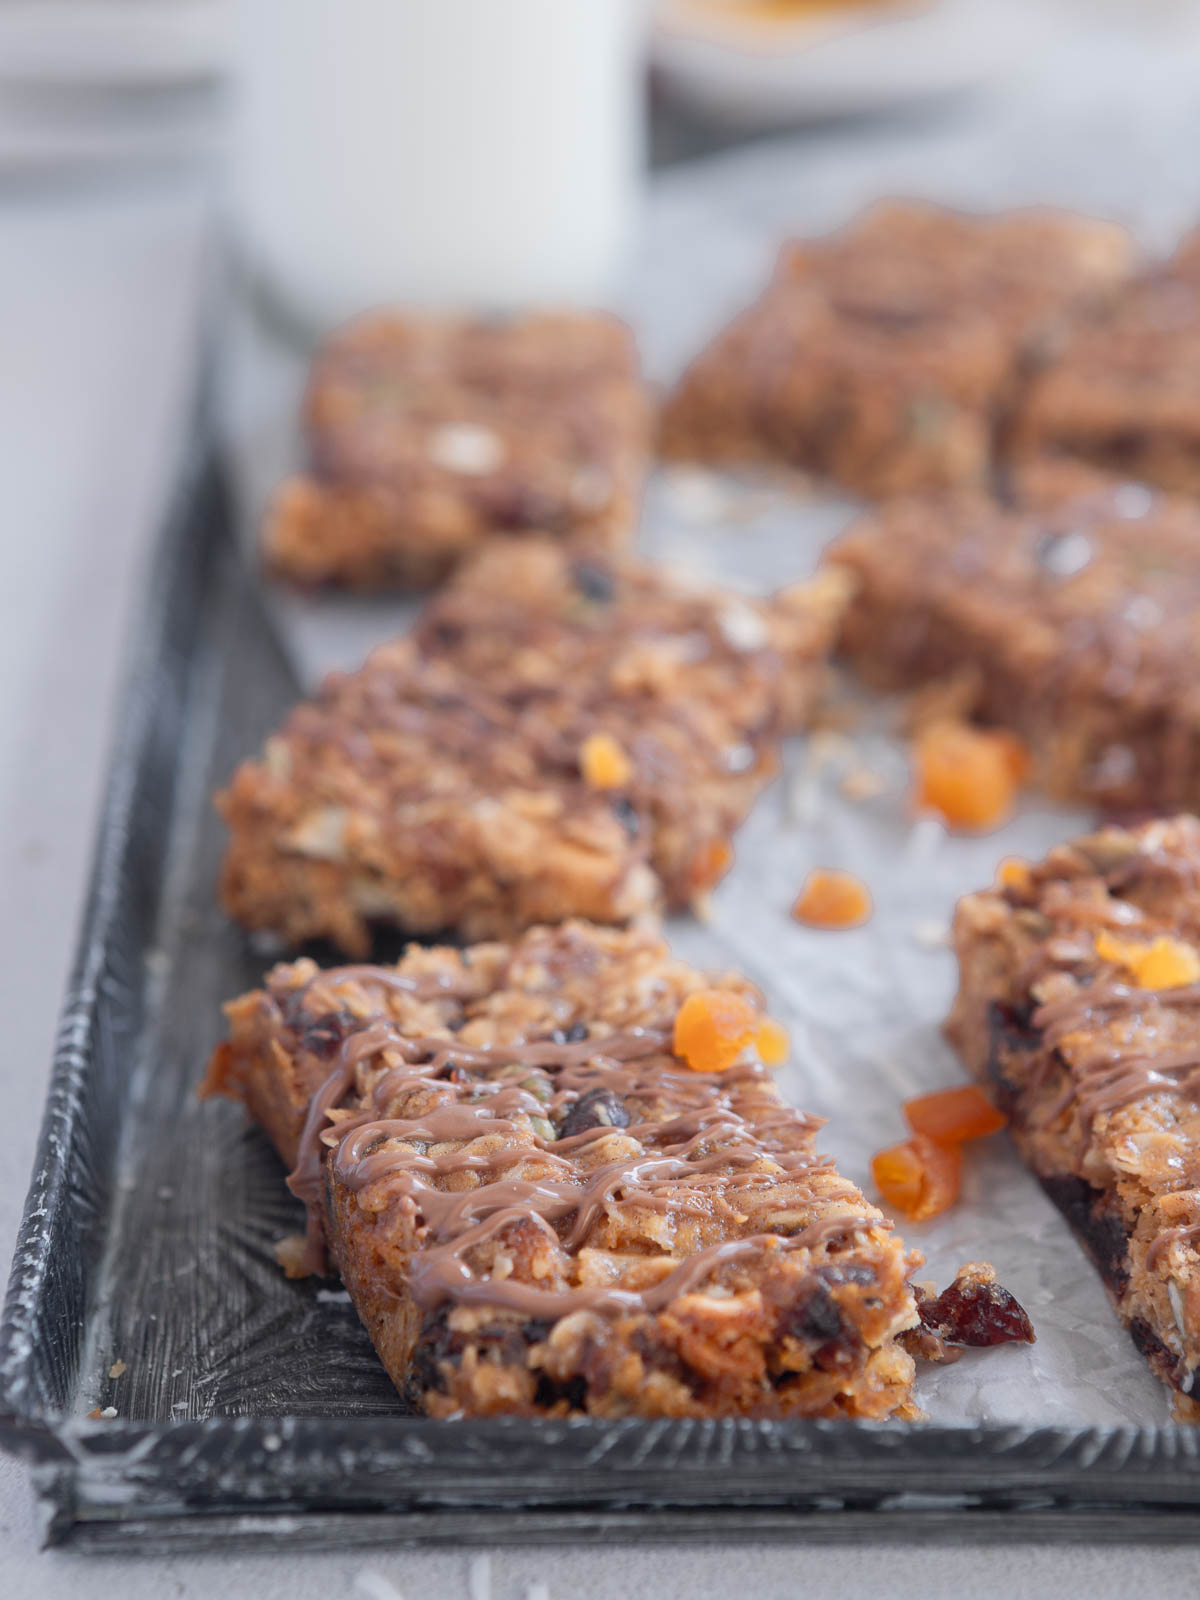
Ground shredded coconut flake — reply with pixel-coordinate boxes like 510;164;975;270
428;421;505;475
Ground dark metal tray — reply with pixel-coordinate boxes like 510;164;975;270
4;394;1200;1552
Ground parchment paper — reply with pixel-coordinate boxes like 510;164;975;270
220;41;1200;1423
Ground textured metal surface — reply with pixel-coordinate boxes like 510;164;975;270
0;423;1197;1550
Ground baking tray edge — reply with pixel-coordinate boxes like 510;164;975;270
3;379;1200;1548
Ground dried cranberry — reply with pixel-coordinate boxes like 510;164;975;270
483;481;564;530
571;561;615;604
611;796;641;838
297;1008;358;1060
558;1088;630;1139
421;617;464;653
918;1273;1035;1347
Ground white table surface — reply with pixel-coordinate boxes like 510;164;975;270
7;25;1200;1594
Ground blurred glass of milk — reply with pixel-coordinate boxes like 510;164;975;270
230;0;647;330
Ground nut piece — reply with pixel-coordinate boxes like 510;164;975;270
428;422;506;476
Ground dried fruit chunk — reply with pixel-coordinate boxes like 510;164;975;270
688;837;734;893
871;1134;962;1222
914;720;1028;832
579;731;633;790
916;1263;1035;1347
755;1018;790;1067
904;1085;1007;1144
997;856;1032;894
1094;929;1200;989
792;868;873;930
673;988;760;1073
558;1088;630;1140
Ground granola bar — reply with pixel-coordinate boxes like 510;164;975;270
1015;231;1200;495
827;463;1200;812
947;817;1200;1416
263;311;650;590
660;200;1134;499
218;539;850;954
204;920;922;1419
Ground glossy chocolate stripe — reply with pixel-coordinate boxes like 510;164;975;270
280;973;864;1313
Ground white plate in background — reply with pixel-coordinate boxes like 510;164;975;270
652;0;1067;124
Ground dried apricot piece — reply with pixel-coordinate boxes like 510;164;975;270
688;837;734;892
792;868;873;930
674;988;759;1073
1094;930;1200;989
994;730;1032;785
755;1017;789;1067
871;1135;962;1222
904;1085;1007;1144
997;856;1032;895
871;1139;924;1212
914;720;1026;832
580;731;633;790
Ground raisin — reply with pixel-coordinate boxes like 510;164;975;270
522;1319;556;1345
918;1273;1035;1347
412;1310;537;1399
558;1088;630;1139
297;1008;359;1060
533;1373;588;1411
550;1022;590;1044
785;1286;846;1345
483;481;563;530
611;796;640;838
410;1309;458;1395
421;617;464;652
571;561;615;604
1107;430;1146;465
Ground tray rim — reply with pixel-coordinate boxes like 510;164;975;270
5;393;1200;1550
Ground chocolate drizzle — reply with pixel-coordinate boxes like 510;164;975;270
1029;983;1200;1127
1147;1220;1200;1272
280;981;869;1314
1005;832;1200;1136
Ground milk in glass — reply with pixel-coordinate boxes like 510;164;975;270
230;0;645;328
